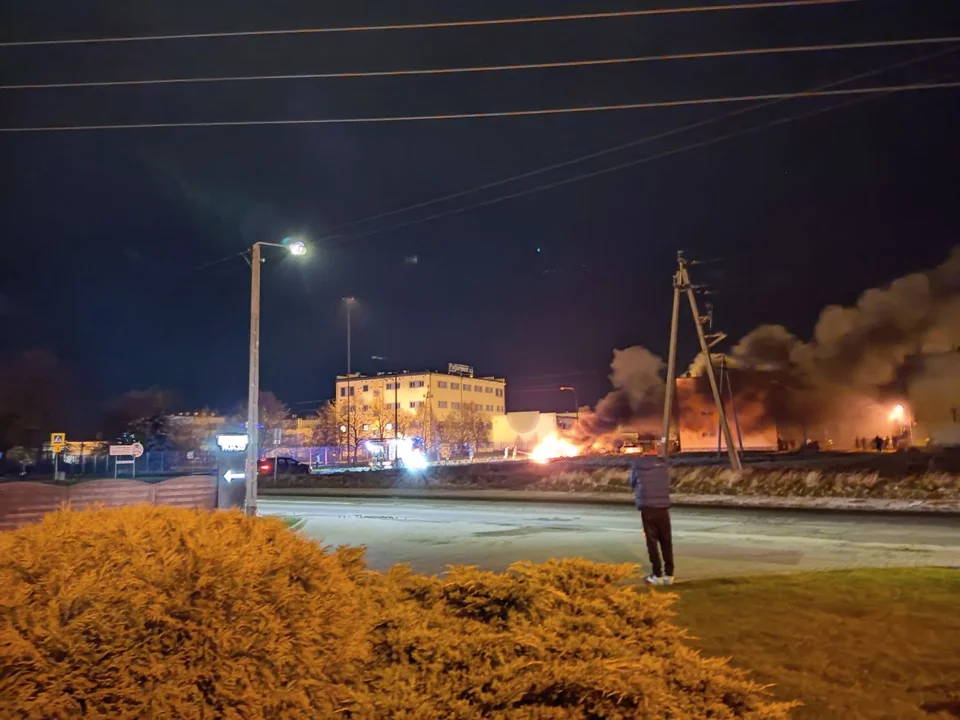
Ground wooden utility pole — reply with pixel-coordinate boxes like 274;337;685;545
660;252;742;471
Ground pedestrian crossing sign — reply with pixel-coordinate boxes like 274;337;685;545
51;433;65;452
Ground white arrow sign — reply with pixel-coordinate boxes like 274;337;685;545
223;470;246;483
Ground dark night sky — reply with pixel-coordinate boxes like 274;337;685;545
2;1;959;430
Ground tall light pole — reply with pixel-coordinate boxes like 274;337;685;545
343;297;357;463
559;386;579;420
245;238;306;516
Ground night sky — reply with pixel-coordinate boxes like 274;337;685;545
2;1;959;431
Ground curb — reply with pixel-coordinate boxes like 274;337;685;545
259;486;960;515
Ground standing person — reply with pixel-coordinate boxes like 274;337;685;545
629;456;674;586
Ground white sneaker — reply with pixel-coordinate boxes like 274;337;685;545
662;576;675;585
645;575;663;586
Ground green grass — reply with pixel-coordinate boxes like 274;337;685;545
672;568;960;719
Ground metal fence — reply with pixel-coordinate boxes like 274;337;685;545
19;450;218;479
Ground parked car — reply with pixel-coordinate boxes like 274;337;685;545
258;457;310;476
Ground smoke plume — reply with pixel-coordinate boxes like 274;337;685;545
578;247;960;445
575;346;664;439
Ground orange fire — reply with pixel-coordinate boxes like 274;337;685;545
530;432;582;463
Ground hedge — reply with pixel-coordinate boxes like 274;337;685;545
1;506;797;718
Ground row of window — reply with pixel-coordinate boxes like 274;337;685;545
434;381;503;396
343;381;504;396
351;401;505;413
436;401;503;412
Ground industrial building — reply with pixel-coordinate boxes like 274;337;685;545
334;363;506;422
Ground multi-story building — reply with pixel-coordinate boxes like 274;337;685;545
334;363;506;423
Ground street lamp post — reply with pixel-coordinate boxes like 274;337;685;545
559;386;579;421
343;297;356;463
245;238;306;516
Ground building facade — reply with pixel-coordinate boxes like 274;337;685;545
334;365;506;424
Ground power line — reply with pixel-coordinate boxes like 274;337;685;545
3;81;956;133
0;1;858;47
5;36;953;91
320;45;960;235
324;76;959;243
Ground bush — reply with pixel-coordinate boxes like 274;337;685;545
1;507;797;719
0;506;370;717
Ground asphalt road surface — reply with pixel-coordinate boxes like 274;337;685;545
259;497;960;578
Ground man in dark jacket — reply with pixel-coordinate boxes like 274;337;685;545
629;456;674;585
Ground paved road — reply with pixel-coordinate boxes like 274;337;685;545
259;497;960;578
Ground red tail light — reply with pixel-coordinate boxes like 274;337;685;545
260;463;271;471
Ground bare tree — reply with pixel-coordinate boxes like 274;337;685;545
443;402;491;452
0;350;69;455
311;402;342;447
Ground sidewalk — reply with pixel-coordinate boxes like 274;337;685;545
260;486;960;514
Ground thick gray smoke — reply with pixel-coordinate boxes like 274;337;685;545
577;247;960;443
727;246;960;437
575;346;664;439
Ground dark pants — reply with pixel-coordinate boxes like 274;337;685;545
640;507;674;577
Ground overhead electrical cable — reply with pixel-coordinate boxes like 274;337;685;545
318;45;960;234
5;82;953;133
4;36;954;90
0;1;859;47
322;79;959;243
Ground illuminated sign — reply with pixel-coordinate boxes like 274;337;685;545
216;434;250;452
447;363;474;376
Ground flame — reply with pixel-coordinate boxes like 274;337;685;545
530;432;582;463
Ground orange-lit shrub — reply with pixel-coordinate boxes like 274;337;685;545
0;507;796;719
0;506;370;718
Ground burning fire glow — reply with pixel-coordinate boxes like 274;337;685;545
530;432;582;464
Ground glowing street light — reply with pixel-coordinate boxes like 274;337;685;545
245;236;308;516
